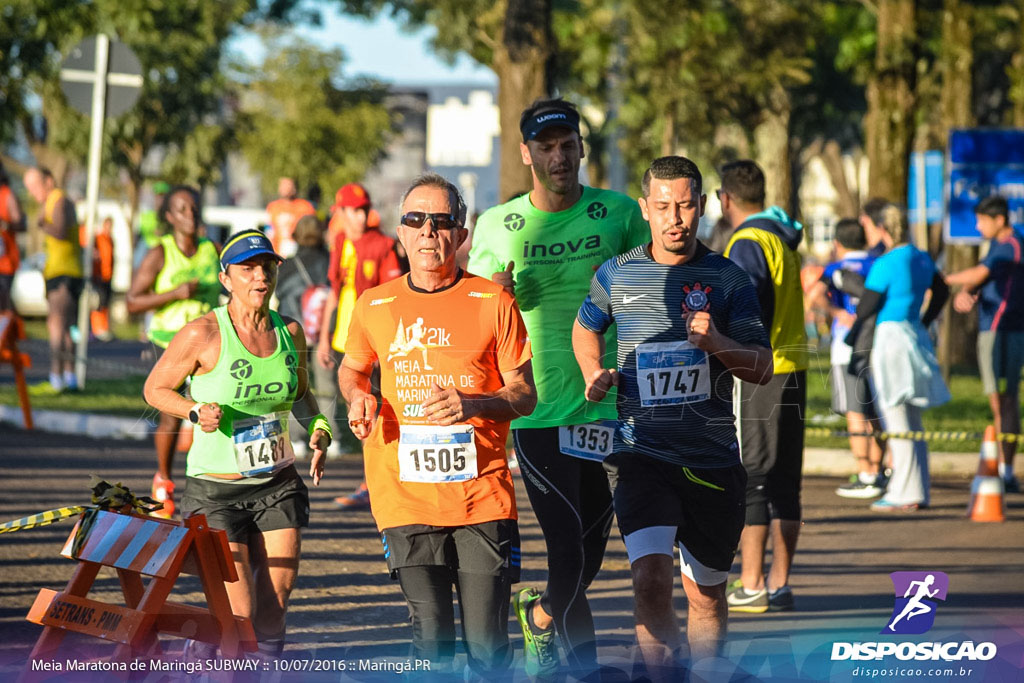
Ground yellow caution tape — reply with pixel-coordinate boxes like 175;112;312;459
805;428;1023;442
0;477;163;538
0;506;86;535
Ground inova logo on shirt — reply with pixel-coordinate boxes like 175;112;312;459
522;235;601;259
229;356;297;401
504;213;526;232
586;202;608;220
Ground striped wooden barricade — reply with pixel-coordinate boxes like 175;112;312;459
23;508;256;677
0;311;32;429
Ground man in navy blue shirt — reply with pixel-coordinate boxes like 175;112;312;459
947;195;1024;493
573;156;772;678
808;218;885;498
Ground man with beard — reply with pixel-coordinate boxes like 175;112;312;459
573;155;771;680
468;98;649;679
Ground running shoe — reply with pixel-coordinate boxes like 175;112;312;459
726;584;769;613
768;586;794;612
28;381;63;396
333;482;370;510
512;587;559;678
1004;475;1020;494
835;476;884;499
151;473;175;519
870;498;923;512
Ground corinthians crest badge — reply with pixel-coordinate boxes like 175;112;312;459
682;283;712;314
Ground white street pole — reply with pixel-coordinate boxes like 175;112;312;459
75;34;109;389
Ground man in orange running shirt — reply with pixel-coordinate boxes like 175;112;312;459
267;177;315;259
341;174;536;676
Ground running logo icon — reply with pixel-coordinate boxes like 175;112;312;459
884;571;949;635
388;316;433;370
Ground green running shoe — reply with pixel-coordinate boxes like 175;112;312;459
513;587;559;678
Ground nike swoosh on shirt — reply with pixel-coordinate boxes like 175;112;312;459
623;294;647;304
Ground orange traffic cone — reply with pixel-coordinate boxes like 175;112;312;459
968;425;1005;522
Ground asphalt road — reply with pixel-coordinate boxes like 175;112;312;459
0;426;1021;682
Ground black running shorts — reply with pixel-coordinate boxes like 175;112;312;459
381;519;520;582
180;465;309;543
604;452;746;579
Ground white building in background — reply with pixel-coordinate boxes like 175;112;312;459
208;84;503;236
799;153;871;262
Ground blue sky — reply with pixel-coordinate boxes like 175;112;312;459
230;6;497;86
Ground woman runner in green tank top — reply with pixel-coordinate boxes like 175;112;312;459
143;229;331;661
127;186;221;519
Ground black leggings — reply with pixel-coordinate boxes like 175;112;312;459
396;566;512;678
513;427;614;674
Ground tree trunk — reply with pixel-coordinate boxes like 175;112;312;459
28;143;70;188
938;0;978;372
660;110;675;157
494;0;552;202
865;0;916;204
754;84;792;212
1010;0;1024;126
940;1;972;134
821;140;859;218
582;120;608;190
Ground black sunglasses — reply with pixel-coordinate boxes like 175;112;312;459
401;211;462;230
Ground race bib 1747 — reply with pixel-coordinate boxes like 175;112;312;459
398;424;478;483
635;341;711;407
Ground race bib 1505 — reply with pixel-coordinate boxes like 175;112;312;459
398;424;478;483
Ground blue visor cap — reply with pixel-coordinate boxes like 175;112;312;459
220;230;284;269
521;107;581;142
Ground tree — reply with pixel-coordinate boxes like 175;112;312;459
0;0;93;182
609;0;813;205
335;0;554;201
494;0;554;198
1003;0;1024;126
865;0;917;204
233;35;393;198
161;121;236;191
1;0;302;223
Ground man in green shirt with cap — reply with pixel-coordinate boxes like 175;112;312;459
468;97;648;679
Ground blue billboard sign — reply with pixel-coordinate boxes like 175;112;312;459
908;151;944;224
946;129;1024;243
